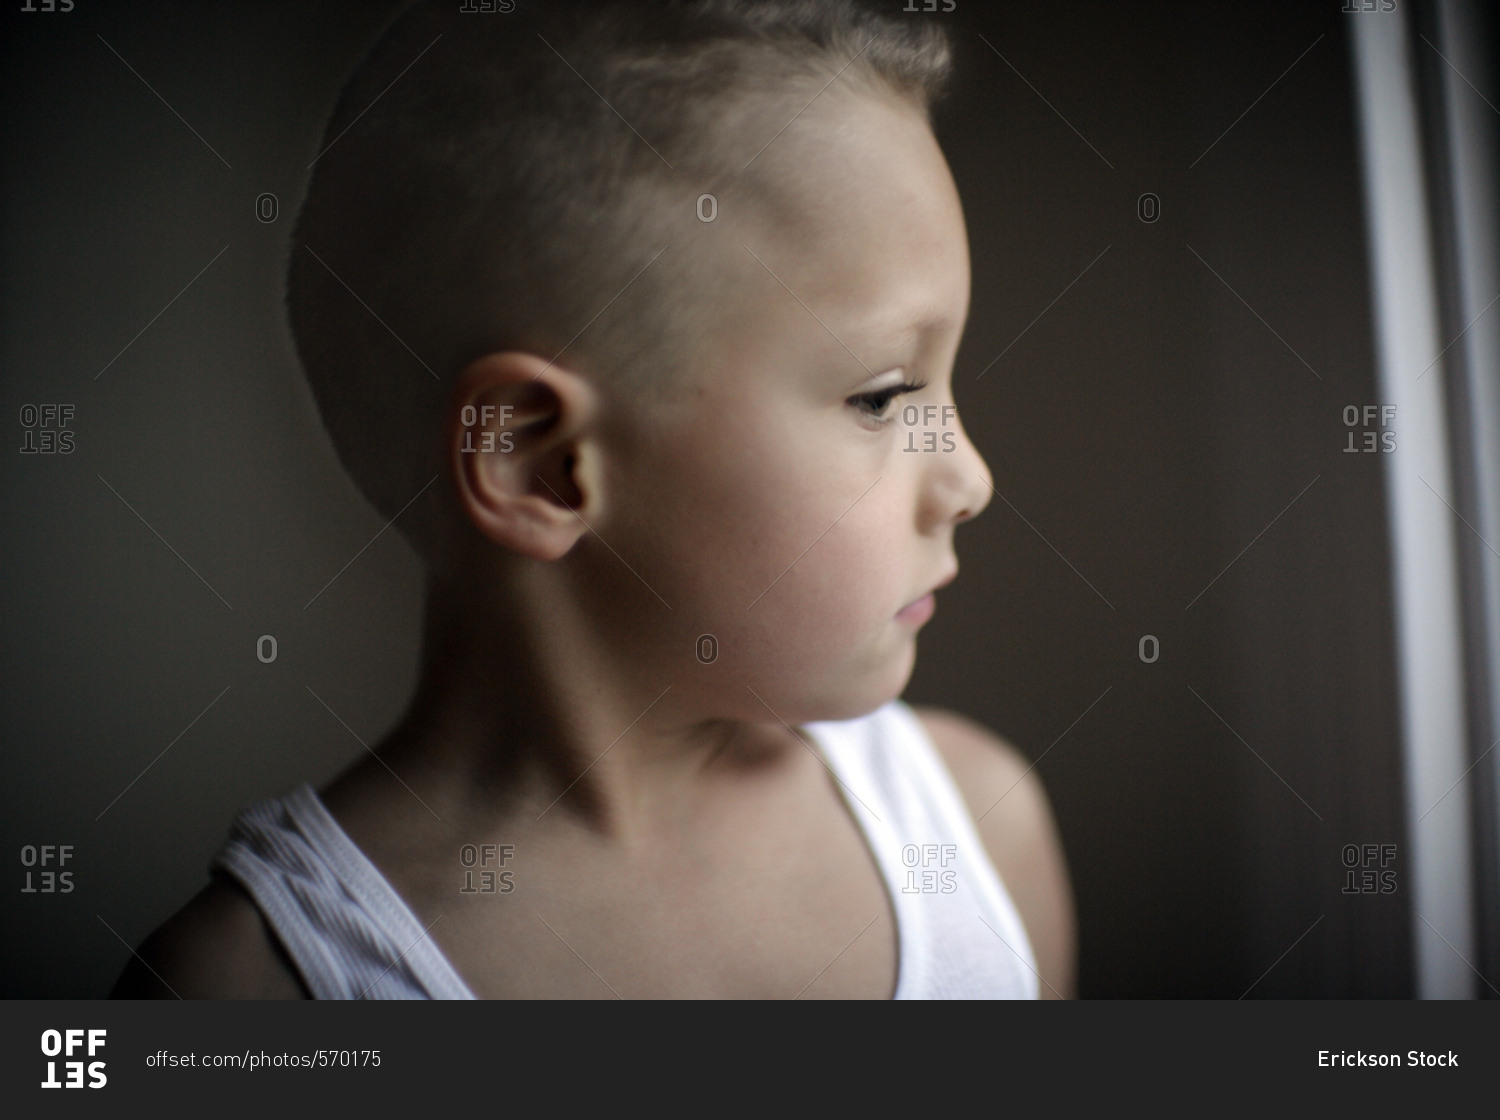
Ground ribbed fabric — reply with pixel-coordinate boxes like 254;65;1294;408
214;787;474;1000
213;699;1038;999
802;700;1039;999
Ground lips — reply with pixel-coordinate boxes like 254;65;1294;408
896;567;957;625
895;593;935;625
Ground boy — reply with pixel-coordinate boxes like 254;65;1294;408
114;0;1074;999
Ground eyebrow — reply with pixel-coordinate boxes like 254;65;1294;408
841;312;958;387
867;312;955;345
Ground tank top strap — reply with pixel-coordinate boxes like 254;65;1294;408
802;700;1040;999
212;785;476;1000
214;701;1037;1000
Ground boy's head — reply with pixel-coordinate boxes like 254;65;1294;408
289;0;991;720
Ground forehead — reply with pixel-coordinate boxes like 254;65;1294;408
713;88;970;358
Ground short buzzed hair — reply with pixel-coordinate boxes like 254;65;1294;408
286;0;953;560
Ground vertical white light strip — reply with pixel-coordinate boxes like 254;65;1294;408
1350;12;1475;998
1439;0;1500;936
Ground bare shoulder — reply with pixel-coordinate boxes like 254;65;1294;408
912;705;1078;999
110;877;309;1000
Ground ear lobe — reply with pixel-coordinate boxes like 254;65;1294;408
449;352;600;561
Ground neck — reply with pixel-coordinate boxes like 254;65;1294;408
361;564;791;839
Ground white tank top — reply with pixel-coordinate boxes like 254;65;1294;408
213;700;1040;999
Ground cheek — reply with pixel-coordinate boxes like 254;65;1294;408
741;504;916;714
742;499;899;640
630;429;915;711
603;398;918;719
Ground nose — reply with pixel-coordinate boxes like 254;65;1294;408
917;407;992;532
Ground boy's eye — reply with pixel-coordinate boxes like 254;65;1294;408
848;380;928;421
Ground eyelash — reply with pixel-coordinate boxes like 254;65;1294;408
848;379;929;423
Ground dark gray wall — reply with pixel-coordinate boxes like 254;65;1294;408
2;0;1410;998
910;0;1408;997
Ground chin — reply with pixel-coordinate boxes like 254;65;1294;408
787;641;918;725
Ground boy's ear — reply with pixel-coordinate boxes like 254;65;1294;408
448;352;602;561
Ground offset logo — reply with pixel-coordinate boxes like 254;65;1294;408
20;844;74;893
458;844;515;895
40;1029;106;1089
18;404;75;455
901;843;958;894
